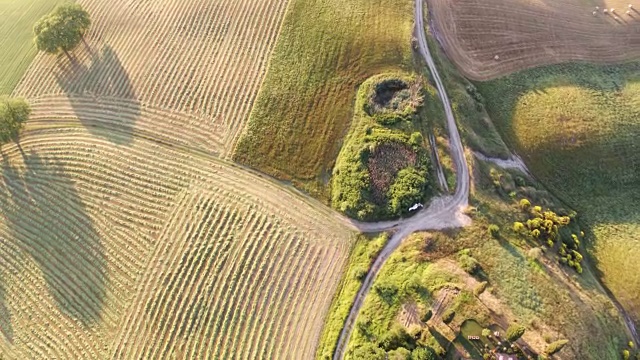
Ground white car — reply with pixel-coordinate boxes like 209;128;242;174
408;203;424;212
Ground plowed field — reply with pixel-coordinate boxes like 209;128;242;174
428;0;640;79
0;0;358;358
0;127;353;359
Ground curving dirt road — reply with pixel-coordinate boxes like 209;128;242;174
332;0;471;357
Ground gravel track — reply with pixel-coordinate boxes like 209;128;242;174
332;0;471;357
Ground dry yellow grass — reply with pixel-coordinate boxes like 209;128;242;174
0;127;354;359
14;0;290;156
0;0;359;358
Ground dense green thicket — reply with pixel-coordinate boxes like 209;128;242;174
331;73;433;220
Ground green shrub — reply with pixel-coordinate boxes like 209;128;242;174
474;281;488;295
374;283;399;304
488;224;500;238
387;167;427;216
459;253;480;274
519;198;531;211
513;221;525;233
545;339;568;355
352;343;386;360
387;347;411;360
411;347;437;360
421;309;433;323
442;309;455;324
623;349;630;360
379;326;415;351
505;324;526;342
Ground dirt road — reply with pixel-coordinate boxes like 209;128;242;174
332;0;471;357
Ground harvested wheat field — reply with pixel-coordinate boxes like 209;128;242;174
0;127;354;359
14;0;290;156
428;0;640;79
0;0;361;358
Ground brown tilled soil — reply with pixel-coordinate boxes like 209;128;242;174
428;0;640;80
367;142;417;203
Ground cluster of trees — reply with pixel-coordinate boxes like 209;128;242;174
0;97;30;146
332;132;430;221
387;167;427;215
0;5;91;153
352;325;440;360
513;199;584;273
34;4;91;60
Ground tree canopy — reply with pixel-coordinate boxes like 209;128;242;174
0;97;31;145
34;3;91;58
505;324;526;342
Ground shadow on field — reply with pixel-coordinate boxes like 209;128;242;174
55;44;139;145
475;62;640;327
0;151;107;326
0;281;13;343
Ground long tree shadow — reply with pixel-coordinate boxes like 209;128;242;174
55;44;139;145
0;151;106;325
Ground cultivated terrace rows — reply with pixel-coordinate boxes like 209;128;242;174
13;0;290;156
0;127;354;359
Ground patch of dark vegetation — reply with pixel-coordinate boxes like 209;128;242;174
331;73;434;221
367;142;417;204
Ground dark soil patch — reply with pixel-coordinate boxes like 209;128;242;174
367;142;417;204
373;79;409;108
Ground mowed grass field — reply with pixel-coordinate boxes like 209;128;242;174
234;0;415;195
429;0;640;79
477;63;640;329
0;0;63;94
0;128;354;359
14;0;290;156
0;0;360;358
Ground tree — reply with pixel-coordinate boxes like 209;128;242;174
544;339;568;355
352;343;386;360
411;346;437;360
421;309;433;323
387;167;427;216
505;324;526;342
34;3;91;60
0;97;31;145
387;347;412;360
488;224;500;238
482;328;492;338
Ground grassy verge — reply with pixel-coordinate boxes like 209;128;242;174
419;13;510;159
476;62;640;328
234;0;414;198
0;0;63;94
316;233;389;360
330;73;436;220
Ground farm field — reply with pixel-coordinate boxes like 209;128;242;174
477;62;640;332
0;0;63;94
0;127;355;359
0;0;363;358
234;0;415;195
14;0;290;156
428;0;640;80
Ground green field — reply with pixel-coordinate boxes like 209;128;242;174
234;0;414;197
0;0;63;94
477;63;640;329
